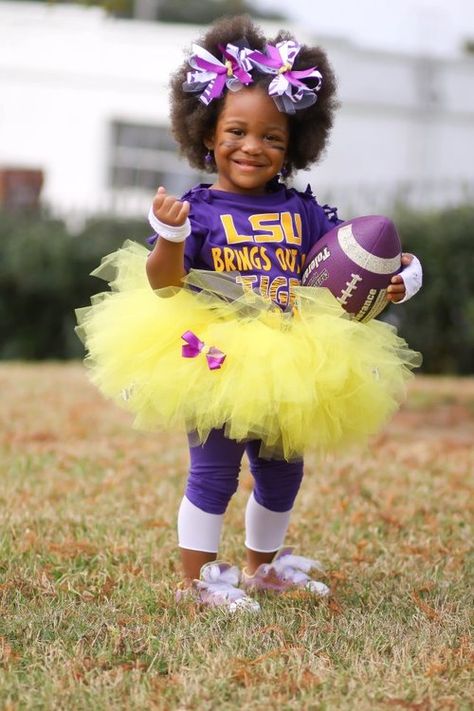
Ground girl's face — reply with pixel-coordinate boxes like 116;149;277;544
206;86;289;195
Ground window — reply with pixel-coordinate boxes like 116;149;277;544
109;121;205;196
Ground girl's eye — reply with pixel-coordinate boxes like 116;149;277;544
228;128;244;136
265;135;283;143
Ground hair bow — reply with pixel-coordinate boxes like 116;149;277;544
181;331;226;370
183;43;253;106
249;40;322;114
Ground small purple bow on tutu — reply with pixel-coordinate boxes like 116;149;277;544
249;41;322;114
181;330;226;370
183;43;254;106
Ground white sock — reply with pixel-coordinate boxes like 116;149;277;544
177;496;224;553
244;492;292;553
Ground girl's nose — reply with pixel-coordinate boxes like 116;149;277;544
241;135;262;154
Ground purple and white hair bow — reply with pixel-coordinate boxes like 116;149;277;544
249;41;322;114
183;43;253;106
181;330;226;370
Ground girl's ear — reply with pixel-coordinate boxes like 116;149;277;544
204;135;215;150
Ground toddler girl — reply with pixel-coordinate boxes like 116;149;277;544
77;15;422;612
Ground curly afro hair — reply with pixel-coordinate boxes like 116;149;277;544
169;15;338;178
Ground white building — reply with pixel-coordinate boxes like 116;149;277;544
1;1;473;219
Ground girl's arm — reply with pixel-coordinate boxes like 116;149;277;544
146;187;190;289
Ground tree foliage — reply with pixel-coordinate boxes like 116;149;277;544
0;211;149;359
157;0;284;24
391;204;474;374
15;0;285;22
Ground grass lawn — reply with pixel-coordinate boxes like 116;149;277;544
0;363;473;710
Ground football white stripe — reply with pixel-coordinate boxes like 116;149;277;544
337;224;400;275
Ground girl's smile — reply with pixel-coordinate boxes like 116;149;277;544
206;86;289;195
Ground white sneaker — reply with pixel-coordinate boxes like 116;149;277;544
241;548;330;597
176;562;261;613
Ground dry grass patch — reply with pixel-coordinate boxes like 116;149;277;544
0;363;472;710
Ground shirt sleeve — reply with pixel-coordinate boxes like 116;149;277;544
320;202;344;233
301;185;343;252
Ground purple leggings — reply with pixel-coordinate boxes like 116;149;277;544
185;428;304;515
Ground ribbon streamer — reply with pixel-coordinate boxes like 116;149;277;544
181;330;226;370
183;43;254;106
249;40;322;114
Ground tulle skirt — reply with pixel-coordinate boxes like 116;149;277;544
75;241;421;459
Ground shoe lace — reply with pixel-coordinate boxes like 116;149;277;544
198;563;246;602
269;552;324;585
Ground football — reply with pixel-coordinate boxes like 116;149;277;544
301;215;402;321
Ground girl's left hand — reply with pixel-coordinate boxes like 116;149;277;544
387;253;413;303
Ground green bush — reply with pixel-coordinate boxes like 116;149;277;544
392;205;474;374
1;205;473;372
0;211;150;359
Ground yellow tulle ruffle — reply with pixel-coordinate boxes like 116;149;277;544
75;240;421;459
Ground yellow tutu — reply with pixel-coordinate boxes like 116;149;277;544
76;240;421;459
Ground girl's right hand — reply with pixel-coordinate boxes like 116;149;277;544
152;186;190;227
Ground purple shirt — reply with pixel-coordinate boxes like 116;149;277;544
150;182;340;308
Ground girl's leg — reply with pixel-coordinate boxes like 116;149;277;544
244;443;304;574
177;496;224;580
178;428;246;581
